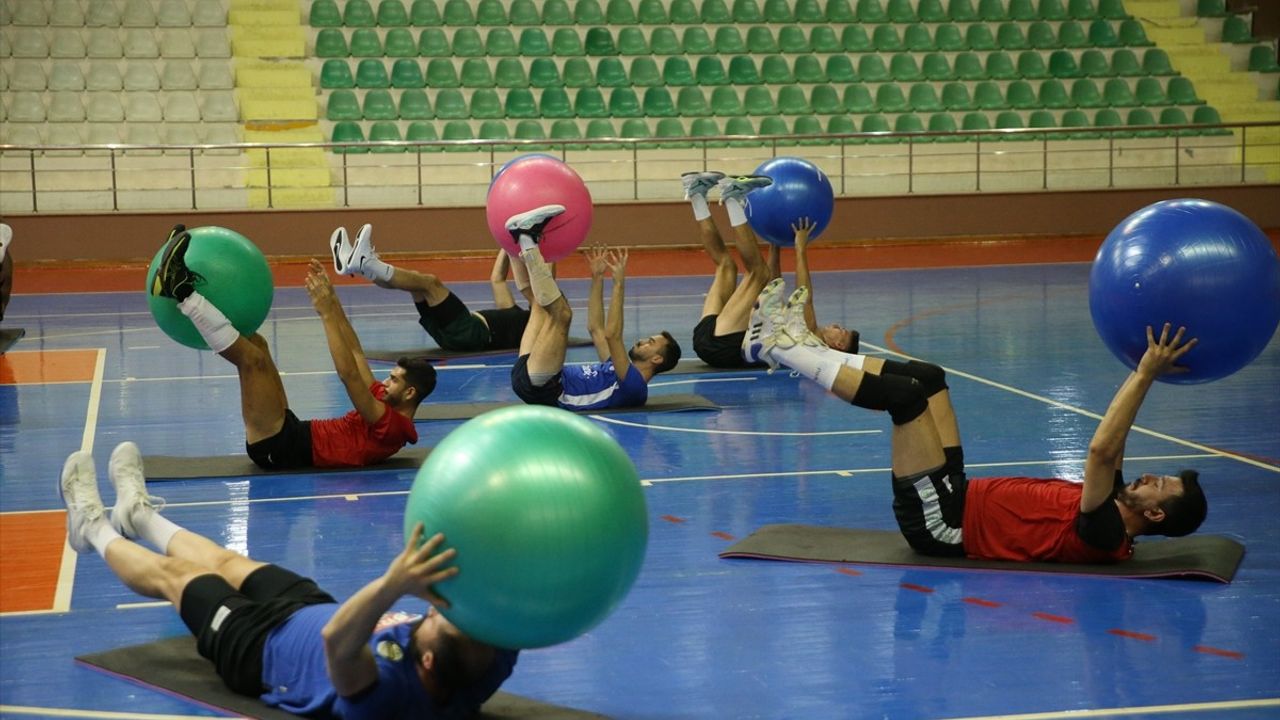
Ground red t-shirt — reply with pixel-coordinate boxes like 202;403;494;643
309;382;418;468
961;477;1133;563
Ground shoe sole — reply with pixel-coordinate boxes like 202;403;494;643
152;233;190;298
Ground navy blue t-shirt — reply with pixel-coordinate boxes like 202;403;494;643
558;361;647;410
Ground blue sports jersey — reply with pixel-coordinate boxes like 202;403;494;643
558;361;647;410
259;605;517;720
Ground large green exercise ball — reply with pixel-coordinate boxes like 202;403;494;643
404;405;648;649
145;226;274;350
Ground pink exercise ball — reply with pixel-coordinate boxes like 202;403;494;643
486;156;593;262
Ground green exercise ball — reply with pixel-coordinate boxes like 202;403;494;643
145;226;274;350
404;405;648;649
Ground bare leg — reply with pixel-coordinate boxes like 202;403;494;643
489;250;517;310
715;222;773;335
165;530;267;590
220;333;290;444
379;267;451;306
103;539;215;611
699;217;739;319
830;364;947;477
524;296;572;377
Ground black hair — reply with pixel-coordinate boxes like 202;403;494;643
397;357;437;403
1147;469;1207;537
844;328;861;355
654;331;682;374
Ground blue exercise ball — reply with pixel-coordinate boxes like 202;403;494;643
746;156;835;247
1089;199;1280;384
488;153;560;193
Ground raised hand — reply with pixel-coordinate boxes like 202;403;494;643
791;217;816;248
1137;323;1198;378
305;259;339;312
606;247;629;279
385;523;458;607
585;245;609;278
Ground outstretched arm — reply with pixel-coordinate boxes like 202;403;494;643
603;248;630;376
306;261;382;424
792;218;818;332
489;250;518;310
1081;324;1197;512
585;246;611;362
322;524;457;697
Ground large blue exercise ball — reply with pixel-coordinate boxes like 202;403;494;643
1089;199;1280;384
404;405;648;649
746;156;835;247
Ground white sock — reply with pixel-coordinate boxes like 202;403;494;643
772;343;846;391
690;194;711;221
131;509;184;554
177;292;240;353
519;247;562;306
517;233;538;253
727;194;747;225
359;256;395;283
87;518;124;560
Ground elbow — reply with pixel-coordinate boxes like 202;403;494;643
1087;441;1120;466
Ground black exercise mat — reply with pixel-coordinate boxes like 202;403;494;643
0;327;24;354
416;393;719;421
142;448;431;481
366;337;593;362
77;636;608;719
719;524;1246;583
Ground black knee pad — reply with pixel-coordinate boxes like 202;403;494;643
852;373;928;425
883;359;948;396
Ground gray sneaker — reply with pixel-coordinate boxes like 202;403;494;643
505;205;566;243
781;286;825;349
109;441;164;540
60;451;106;555
742;277;788;367
717;174;772;204
681;170;725;200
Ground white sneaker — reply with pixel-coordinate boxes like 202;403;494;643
742;278;788;367
109;441;164;540
681;170;725;200
330;226;353;275
345;223;377;278
505;205;566;242
781;286;825;349
60;451;106;555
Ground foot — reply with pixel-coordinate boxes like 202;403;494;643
151;225;202;302
742;277;788;367
681;170;725;200
60;451;107;554
505;205;566;244
109;441;164;539
717;175;772;205
781;286;825;349
345;223;376;278
330;226;353;275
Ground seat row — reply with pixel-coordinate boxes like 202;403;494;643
321;78;1204;124
3;26;231;59
3;0;226;28
308;20;1153;61
3;89;238;123
0;121;241;150
317;49;1179;92
309;0;1127;29
4;58;233;91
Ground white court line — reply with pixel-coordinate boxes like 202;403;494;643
115;600;172;610
0;705;237;720
52;348;105;615
863;341;1280;474
939;696;1280;720
592;414;882;437
650;376;758;388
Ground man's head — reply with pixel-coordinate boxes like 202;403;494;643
819;323;859;354
1118;470;1207;537
410;609;505;708
629;331;682;375
384;357;437;409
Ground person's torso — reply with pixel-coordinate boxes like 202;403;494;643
557;361;647;410
961;477;1132;563
308;383;417;467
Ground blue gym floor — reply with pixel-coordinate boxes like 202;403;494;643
1;261;1277;719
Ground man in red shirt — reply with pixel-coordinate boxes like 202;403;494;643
151;226;435;469
747;279;1208;563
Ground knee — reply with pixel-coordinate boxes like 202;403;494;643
907;361;948;396
247;333;270;354
549;299;573;326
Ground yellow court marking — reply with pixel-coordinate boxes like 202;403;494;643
0;705;244;719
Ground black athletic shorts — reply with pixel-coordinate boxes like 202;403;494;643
693;314;766;369
415;294;490;352
476;305;532;350
891;446;968;557
179;565;336;697
246;409;312;470
511;354;562;407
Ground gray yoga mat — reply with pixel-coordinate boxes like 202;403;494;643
416;393;719;421
142;448;431;481
77;636;608;719
366;337;593;362
719;524;1246;583
0;327;24;354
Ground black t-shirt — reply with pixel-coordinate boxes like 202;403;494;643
1075;471;1128;551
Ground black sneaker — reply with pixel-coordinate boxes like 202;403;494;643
504;205;566;244
151;225;202;302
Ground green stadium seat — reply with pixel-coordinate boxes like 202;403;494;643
708;28;742;56
1069;0;1097;19
332;121;367;153
350;29;382;57
1029;110;1057;140
942;81;974;109
426;58;459;87
417;29;448;57
966;23;997;50
974;80;1006;108
441;120;474;150
697;117;733;147
1248;45;1280;72
678;86;710;115
597;57;628;87
955;52;986;80
962;111;992;132
321;59;355;88
998;22;1029;49
759;116;792;144
363;89;397;119
670;0;699;22
685;27;715;54
749;26;780;53
1126;107;1157;136
811;84;842;113
1060;20;1089;48
696;56;729;85
766;0;795;21
461;58;494;88
564;58;595;87
406;120;439;150
541;87;574;117
452;28;483;57
876;83;909;112
860;114;893;143
310;0;341;26
895;113;926;137
410;0;440;24
655;117;689;147
1008;0;1036;20
917;53;951;81
356;59;390;88
391;58;425;88
510;0;540;24
858;0;888;22
606;0;636;23
729;56;762;84
780;26;811;53
1159;106;1189;127
1041;0;1068;20
1119;19;1151;46
1111;49;1142;76
556;28;587;56
795;55;827;83
575;87;608;117
734;0;765;22
928;112;960;139
935;23;965;50
1192;105;1229;135
514;119;548;148
994;110;1026;137
711;86;744;116
909;82;944;111
1104;78;1135;106
639;0;668;22
891;53;924;80
801;27;835;54
315;29;348;58
643;86;677;116
384;28;416;57
1071;78;1105;107
435;88;468;118
618;27;648;56
1087;18;1120;47
609;87;641;117
1167;76;1200;105
1049;50;1082;78
949;0;978;21
1221;15;1254;43
550;118;584;148
542;0;572;23
979;0;1006;20
1079;49;1110;76
874;25;904;52
344;0;376;26
519;29;552;56
904;23;934;51
1007;79;1037;108
1060;108;1093;136
890;0;918;21
1018;50;1049;79
858;54;891;82
1028;21;1058;49
826;55;858;82
1142;49;1174;76
326;89;361;120
442;0;474;24
744;85;777;114
529;58;561;87
918;0;947;21
377;0;409;26
842;25;873;52
1135;77;1168;105
987;51;1018;80
1197;0;1226;16
762;56;795;83
400;89;432;119
664;57;695;85
1039;78;1070;108
827;114;857;134
843;84;876;112
794;114;826;144
650;27;681;55
495;58;527;88
631;57;661;87
703;0;732;22
575;0;605;23
779;85;812;114
1098;0;1126;18
827;0;856;22
486;28;518;56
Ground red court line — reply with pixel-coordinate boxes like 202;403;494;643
1108;629;1157;642
900;582;934;594
1032;612;1076;624
0;349;99;385
962;597;1003;608
711;531;735;541
835;567;862;577
1194;645;1245;659
660;515;687;524
0;511;67;614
